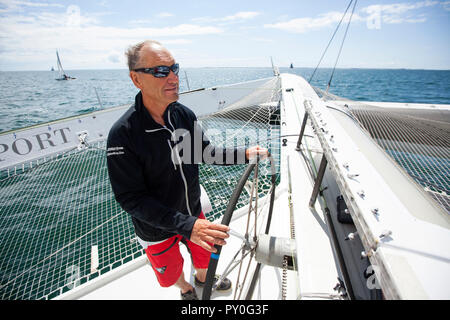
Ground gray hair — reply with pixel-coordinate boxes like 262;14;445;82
125;40;162;71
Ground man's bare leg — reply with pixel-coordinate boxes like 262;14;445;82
175;268;207;293
195;268;207;282
175;271;194;293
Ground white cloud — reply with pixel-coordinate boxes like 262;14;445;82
362;1;438;15
156;12;174;18
0;6;222;69
442;1;450;11
264;11;363;33
0;0;63;13
251;37;273;43
160;39;192;45
222;11;260;21
264;1;440;34
192;11;261;24
128;18;152;25
361;0;439;24
129;12;175;24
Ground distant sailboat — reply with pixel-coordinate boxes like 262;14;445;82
51;66;54;71
55;50;75;81
290;63;294;69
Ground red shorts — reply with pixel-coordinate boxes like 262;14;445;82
144;212;211;287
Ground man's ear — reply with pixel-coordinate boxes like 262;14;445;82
130;71;142;90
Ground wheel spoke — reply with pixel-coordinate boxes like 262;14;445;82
201;156;277;300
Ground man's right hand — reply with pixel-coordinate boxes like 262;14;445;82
190;218;230;253
246;145;269;161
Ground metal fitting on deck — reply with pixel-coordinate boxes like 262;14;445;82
379;230;392;239
345;231;358;241
255;234;297;270
357;189;365;199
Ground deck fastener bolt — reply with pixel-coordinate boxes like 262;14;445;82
379;230;392;239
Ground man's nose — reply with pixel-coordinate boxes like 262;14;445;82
167;70;179;82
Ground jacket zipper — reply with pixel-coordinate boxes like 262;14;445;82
144;109;193;217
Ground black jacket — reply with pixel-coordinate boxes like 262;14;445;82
107;92;247;242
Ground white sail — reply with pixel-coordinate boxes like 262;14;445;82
56;50;65;78
55;50;75;80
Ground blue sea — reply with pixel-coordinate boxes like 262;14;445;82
0;67;449;133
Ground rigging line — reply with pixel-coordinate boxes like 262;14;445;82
326;0;358;93
308;0;354;84
94;87;104;109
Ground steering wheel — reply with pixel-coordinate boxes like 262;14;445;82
201;155;277;300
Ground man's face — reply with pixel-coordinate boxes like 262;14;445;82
130;45;179;107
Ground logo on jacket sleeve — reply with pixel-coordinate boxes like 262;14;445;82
107;146;125;156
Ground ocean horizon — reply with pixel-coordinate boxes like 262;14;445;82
1;67;449;133
3;66;450;71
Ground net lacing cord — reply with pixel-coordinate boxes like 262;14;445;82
366;110;448;186
208;106;272;140
316;94;449;202
313;75;449;216
372;119;445;213
0;143;120;298
198;77;281;204
1;139;107;183
220;81;280;112
204;97;278;177
345;102;449;198
0;199;122;292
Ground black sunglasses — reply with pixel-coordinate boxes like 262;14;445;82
133;63;179;78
